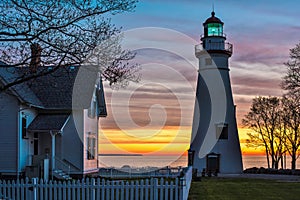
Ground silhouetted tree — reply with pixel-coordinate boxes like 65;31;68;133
243;97;286;169
0;0;140;91
281;94;300;169
282;42;300;93
281;43;300;169
244;43;300;170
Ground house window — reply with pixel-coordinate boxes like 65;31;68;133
205;58;212;66
87;135;96;160
33;132;39;155
216;123;228;140
22;116;27;139
88;99;96;119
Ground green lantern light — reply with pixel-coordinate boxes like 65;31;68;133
207;23;223;36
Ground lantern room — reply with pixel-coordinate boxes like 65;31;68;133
196;11;232;57
203;12;224;37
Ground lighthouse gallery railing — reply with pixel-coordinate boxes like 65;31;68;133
195;42;233;54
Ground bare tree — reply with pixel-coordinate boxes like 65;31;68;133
0;0;140;91
282;94;300;169
244;43;300;170
282;42;300;93
281;42;300;169
243;96;286;169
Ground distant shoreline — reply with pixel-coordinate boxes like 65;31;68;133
98;154;143;156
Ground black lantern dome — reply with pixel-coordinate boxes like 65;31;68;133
203;12;224;37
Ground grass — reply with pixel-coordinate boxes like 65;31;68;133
188;177;300;200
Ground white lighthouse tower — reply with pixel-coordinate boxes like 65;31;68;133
189;11;243;174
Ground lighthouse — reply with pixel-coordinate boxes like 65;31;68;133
189;11;243;174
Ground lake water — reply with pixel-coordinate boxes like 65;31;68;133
242;155;300;169
99;155;300;169
98;155;188;169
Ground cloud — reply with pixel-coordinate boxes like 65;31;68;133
100;0;300;155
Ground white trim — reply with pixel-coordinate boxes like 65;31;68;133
60;115;70;134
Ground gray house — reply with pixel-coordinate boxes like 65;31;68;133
0;65;107;179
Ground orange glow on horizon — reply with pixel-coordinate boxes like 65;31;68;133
99;126;190;155
99;126;265;156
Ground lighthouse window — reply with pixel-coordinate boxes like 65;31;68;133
216;123;228;140
87;134;96;160
205;58;212;65
207;23;223;36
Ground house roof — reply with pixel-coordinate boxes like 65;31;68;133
27;114;70;132
0;64;42;106
0;65;104;111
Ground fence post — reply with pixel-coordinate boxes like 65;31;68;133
76;180;81;200
170;180;174;200
81;179;85;200
140;179;144;200
101;179;105;200
175;178;179;199
145;179;149;200
130;181;134;200
16;179;20;200
115;180;120;200
53;180;57;200
154;178;158;200
135;180;139;200
150;178;153;200
160;177;164;200
95;178;100;200
39;179;44;200
125;181;129;200
86;178;90;200
91;178;95;200
49;180;53;200
7;180;11;199
120;180;125;200
63;180;67;200
111;180;114;200
106;180;110;200
165;181;169;200
67;180;71;200
58;180;62;199
32;178;37;200
21;179;25;200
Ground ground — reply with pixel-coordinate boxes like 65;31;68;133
188;176;300;200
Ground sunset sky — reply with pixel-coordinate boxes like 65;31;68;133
98;0;300;157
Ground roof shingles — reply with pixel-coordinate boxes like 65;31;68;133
27;114;69;132
0;66;98;109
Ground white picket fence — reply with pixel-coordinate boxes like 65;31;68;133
0;167;192;200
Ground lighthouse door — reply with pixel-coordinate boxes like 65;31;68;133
206;153;220;173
